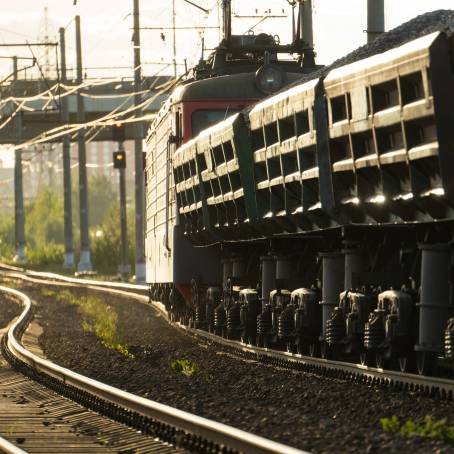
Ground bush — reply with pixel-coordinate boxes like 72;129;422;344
91;203;134;275
26;243;65;268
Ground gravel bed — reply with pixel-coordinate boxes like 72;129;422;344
0;293;22;328
7;282;451;454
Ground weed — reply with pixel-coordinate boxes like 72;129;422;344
57;290;133;359
380;415;454;444
41;288;56;297
171;359;198;377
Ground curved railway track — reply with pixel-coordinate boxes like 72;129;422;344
2;265;454;403
0;278;308;454
2;266;454;403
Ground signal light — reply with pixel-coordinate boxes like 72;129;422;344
113;151;126;169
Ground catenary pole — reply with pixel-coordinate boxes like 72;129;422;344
59;27;75;269
133;0;146;282
13;56;26;263
117;141;130;281
75;15;92;271
367;0;385;43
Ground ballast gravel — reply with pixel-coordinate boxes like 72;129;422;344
0;293;22;329
12;282;454;454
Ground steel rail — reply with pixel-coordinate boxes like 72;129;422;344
0;283;309;454
0;437;28;454
2;266;454;399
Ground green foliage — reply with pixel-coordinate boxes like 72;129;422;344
0;175;135;276
58;290;133;359
91;203;134;275
0;216;15;258
171;359;199;377
26;186;65;248
380;415;454;444
26;243;65;267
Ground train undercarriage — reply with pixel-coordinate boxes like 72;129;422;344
149;223;454;376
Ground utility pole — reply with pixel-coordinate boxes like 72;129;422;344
75;15;92;272
114;142;130;281
13;56;26;263
59;26;75;269
172;0;177;78
133;0;146;282
367;0;385;43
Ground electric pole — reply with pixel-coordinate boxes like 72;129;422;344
133;0;146;282
75;15;92;272
13;56;26;263
59;27;75;269
367;0;385;43
172;0;177;78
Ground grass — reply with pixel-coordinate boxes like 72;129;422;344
57;290;134;359
381;415;454;444
171;359;199;377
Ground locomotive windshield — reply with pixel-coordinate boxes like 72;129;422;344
192;109;239;136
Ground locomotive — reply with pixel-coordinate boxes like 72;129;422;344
146;6;454;376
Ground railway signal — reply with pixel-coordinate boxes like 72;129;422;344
113;150;126;169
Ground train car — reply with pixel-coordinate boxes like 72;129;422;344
170;16;454;376
145;3;317;310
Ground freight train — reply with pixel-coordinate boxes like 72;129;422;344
145;8;454;376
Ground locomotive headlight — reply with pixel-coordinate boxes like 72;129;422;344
255;64;286;95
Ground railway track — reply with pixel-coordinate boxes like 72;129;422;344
0;276;308;454
2;265;454;403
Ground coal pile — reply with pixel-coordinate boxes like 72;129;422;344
245;10;454;119
327;9;454;72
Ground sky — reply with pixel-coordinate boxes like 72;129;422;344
1;0;454;80
0;0;453;167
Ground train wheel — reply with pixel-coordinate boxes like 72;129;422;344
416;351;437;376
359;351;373;367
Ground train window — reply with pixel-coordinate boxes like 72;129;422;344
295;110;310;135
251;129;265;151
371;79;399;112
175;111;182;144
278;116;295;142
400;72;424;105
192;109;239;136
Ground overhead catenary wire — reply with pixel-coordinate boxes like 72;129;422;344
10;76;178;151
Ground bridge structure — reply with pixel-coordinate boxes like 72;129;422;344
0;75;172;145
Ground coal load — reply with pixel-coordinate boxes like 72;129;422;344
243;10;454;115
329;9;454;71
